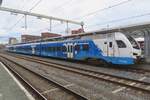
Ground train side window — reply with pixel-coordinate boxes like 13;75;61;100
83;44;89;51
47;47;52;52
62;46;66;52
104;42;107;44
109;42;112;48
116;40;126;48
50;47;53;52
57;47;61;51
75;45;80;51
52;47;57;52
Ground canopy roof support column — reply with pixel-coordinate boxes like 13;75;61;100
144;29;150;63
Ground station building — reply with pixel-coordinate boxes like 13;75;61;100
21;35;41;43
21;32;61;43
9;37;18;44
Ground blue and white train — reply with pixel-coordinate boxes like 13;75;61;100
6;32;141;65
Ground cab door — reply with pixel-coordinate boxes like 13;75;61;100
67;43;74;58
107;34;115;57
108;41;114;56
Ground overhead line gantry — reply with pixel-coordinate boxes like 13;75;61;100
0;6;84;33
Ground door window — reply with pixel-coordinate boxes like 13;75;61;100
116;40;126;48
109;42;112;48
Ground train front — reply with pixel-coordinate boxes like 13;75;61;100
126;35;142;63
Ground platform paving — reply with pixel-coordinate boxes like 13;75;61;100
0;62;33;100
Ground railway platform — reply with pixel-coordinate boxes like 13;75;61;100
0;62;33;100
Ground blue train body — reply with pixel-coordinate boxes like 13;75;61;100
6;32;141;65
6;40;134;65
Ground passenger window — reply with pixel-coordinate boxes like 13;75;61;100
75;45;80;51
47;47;52;52
109;42;112;48
57;47;61;51
116;40;127;48
53;47;56;52
83;44;89;51
62;46;66;52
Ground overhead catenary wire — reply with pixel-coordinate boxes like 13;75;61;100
7;0;43;32
28;0;150;34
4;0;36;30
46;0;133;33
73;0;132;20
7;0;75;31
3;0;83;32
29;0;43;11
85;12;150;28
6;0;148;35
7;0;132;33
43;0;133;32
50;0;75;13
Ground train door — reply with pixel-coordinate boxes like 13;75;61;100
31;45;36;55
103;41;108;56
107;34;115;57
107;41;114;56
67;43;74;58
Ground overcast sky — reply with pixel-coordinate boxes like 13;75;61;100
0;0;150;43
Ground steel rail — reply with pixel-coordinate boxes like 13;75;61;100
3;53;150;94
0;58;47;100
5;52;150;74
8;53;150;84
0;55;88;100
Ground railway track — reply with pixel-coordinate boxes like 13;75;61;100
0;58;47;100
0;56;88;100
3;51;150;75
4;52;150;75
1;53;150;94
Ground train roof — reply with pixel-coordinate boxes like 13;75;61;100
7;20;150;46
11;30;118;46
9;27;128;46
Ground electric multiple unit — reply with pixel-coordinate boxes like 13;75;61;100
6;32;141;65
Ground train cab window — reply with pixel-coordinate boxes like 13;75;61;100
109;42;112;48
75;45;80;51
62;46;67;52
126;35;140;49
82;44;89;51
116;40;126;48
